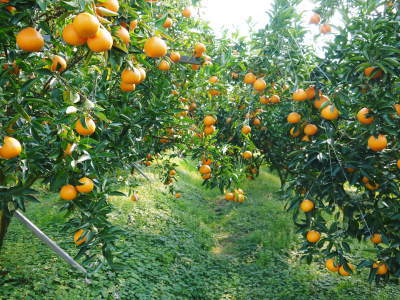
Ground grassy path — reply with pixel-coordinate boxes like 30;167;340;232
0;160;399;299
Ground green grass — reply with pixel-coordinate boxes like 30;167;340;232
1;159;399;299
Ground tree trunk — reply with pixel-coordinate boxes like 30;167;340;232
0;206;11;251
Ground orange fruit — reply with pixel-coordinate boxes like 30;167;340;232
253;118;261;126
310;13;321;24
191;64;200;71
158;60;170;71
0;0;15;12
287;112;301;123
199;164;211;174
301;135;311;142
204;116;216;126
97;0;119;13
0;136;22;159
204;125;215;135
368;134;387;152
202;173;211;180
60;184;78;200
73;12;100;38
75;117;96;136
74;229;87;246
306;230;321;243
209;76;218;83
208;89;221;96
259;96;269;104
241;125;251;135
305;85;315;99
292;89;307;101
175;193;181;199
314;94;329;109
242;151;252;159
64;143;76;156
320;24;331;34
62;23;87;46
144;36;167;57
339;264;355;276
300;199;314;212
202;158;212;165
320;105;339;120
366;182;380;191
304;124;318;136
270;95;280;103
138;67;146;82
394;104;400;116
16;27;44;52
290;127;300;137
163;17;173;28
373;262;388;275
244;73;256;84
325;259;339;272
120;81;135;92
361;176;369;184
225;192;234;201
121;68;141;84
116;26;130;44
76;177;94;193
170;51;181;62
169;169;176;177
370;233;382;244
87;28;113;52
50;55;67;72
364;67;383;79
397;160;400;169
131;193;139;201
194;43;206;56
129;20;138;31
182;7;192;17
357;107;374;124
253;78;267;91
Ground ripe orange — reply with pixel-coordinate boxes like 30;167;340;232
121;68;141;84
16;27;44;52
310;13;321;24
366;182;380;191
74;229;87;246
144;36;167;57
64;143;76;156
129;20;138;31
367;134;387;152
163;17;173;28
325;259;339;272
0;0;15;12
204;125;215;135
244;73;256;84
290;127;300;137
170;51;181;62
320;24;332;34
397;160;400;169
175;193;181;199
199;164;211;174
301;135;311;142
131;193;139;201
208;89;221;96
270;95;280;103
73;12;100;38
169;169;176;177
225;192;234;201
241;125;251;135
305;85;315;99
182;7;192;18
287;112;301;123
191;64;200;71
260;96;269;104
76;177;94;193
202;158;212;165
292;89;307;101
116;26;130;44
75;117;96;136
97;0;119;13
364;67;383;79
300;199;314;212
306;230;321;243
242;151;252;159
338;264;355;276
373;262;388;275
120;81;135;92
158;60;170;71
253;78;266;91
304;124;318;136
394;104;400;116
209;76;218;83
361;176;369;184
60;184;78;200
357;108;374;124
253;118;261;126
320;105;339;120
87;28;113;52
50;55;67;72
204;116;216;126
314;94;329;109
62;23;87;46
194;43;206;56
370;233;382;244
0;136;22;159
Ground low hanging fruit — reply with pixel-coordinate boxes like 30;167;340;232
50;55;67;72
121;68;141;84
76;177;94;193
144;36;167;58
367;134;387;152
325;259;339;272
16;27;44;52
338;264;355;276
73;229;87;246
60;184;78;200
75;117;96;136
199;164;211;174
287;112;301;123
357;108;374;124
320;105;339;120
241;125;251;135
62;23;87;46
306;230;321;243
0;136;22;159
87;28;113;52
292;88;307;101
300;199;314;212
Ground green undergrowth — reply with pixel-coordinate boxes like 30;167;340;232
0;159;399;299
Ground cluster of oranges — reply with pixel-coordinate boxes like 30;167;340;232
120;67;146;92
224;189;245;203
243;72;267;91
309;12;332;34
59;177;94;201
199;162;212;180
203;115;217;136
